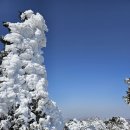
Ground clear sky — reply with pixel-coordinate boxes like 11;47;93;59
0;0;130;119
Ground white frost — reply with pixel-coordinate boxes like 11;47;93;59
0;10;63;130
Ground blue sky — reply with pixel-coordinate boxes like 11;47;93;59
0;0;130;119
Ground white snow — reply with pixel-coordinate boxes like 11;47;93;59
0;10;63;130
64;117;130;130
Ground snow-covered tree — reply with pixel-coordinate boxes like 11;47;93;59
0;10;63;130
123;78;130;104
104;117;130;130
64;118;107;130
64;117;130;130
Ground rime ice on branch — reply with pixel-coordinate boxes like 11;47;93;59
0;10;63;130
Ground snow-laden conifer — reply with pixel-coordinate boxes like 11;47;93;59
64;118;107;130
0;10;63;130
124;78;130;104
64;117;130;130
104;117;130;130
